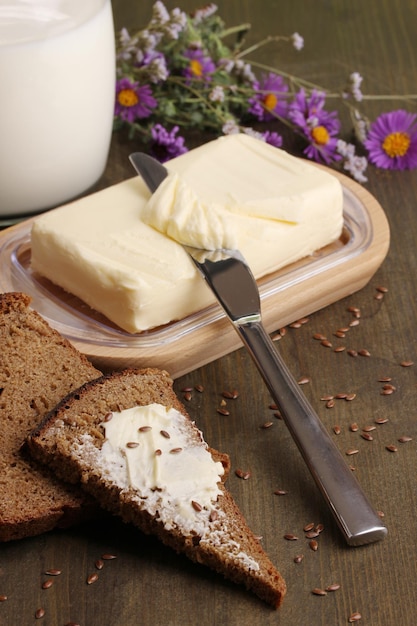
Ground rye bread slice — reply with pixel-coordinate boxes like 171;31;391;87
28;367;286;608
0;292;101;541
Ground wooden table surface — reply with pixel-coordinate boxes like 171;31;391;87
2;1;417;625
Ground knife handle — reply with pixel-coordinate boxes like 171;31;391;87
236;320;387;546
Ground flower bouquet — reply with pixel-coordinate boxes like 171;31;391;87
114;1;417;182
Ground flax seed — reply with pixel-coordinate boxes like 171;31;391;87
297;376;310;385
41;580;54;590
335;392;347;399
303;522;315;532
326;583;341;592
375;417;389;424
309;539;319;551
313;332;327;341
381;388;394;395
261;421;274;429
333;425;341;435
289;321;302;328
326;399;335;408
192;500;203;512
284;533;298;541
334;331;346;338
126;442;139;448
400;360;414;367
273;489;288;495
0;595;7;602
345;393;357;401
235;469;251;480
305;530;320;539
35;608;45;619
362;425;376;432
102;554;117;560
321;340;333;348
44;569;61;576
222;389;239;399
170;447;183;454
349;423;359;432
183;391;192;401
293;554;304;563
347;349;358;357
348;612;362;622
194;384;204;392
315;524;324;533
181;386;193;392
312;588;327;596
217;407;230;416
361;432;374;441
334;346;346;352
378;375;392;382
321;394;334;401
209;509;219;522
376;286;388;293
386;444;398;452
358;349;371;357
87;573;99;585
346;448;359;456
160;430;170;438
139;426;152;432
398;436;413;443
349;319;360;327
95;559;104;570
103;412;113;422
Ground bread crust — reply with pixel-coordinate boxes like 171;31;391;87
28;368;286;608
0;292;101;541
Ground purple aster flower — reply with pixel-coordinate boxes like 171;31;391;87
262;130;283;148
115;78;157;123
289;88;341;164
183;48;216;83
150;124;188;162
248;73;289;121
364;109;417;170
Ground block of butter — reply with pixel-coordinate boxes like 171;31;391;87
31;134;344;333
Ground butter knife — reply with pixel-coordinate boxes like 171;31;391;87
129;151;387;547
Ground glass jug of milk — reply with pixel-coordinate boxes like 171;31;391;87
0;0;115;217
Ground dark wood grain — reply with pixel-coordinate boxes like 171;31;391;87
2;1;417;625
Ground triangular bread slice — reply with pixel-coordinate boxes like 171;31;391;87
0;292;101;541
28;367;286;608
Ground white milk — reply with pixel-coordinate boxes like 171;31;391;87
0;0;115;216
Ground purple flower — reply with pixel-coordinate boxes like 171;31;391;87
262;130;283;148
150;124;188;162
364;109;417;170
183;48;216;83
248;73;289;121
115;78;157;122
289;88;341;164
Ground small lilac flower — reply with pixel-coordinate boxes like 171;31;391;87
249;73;289;122
343;72;364;102
364;109;417;170
222;119;240;135
289;88;341;164
150;124;188;162
209;85;225;103
183;48;216;82
262;130;284;148
337;140;368;183
291;32;304;51
115;78;158;122
192;3;218;25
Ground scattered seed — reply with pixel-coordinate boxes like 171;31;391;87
378;375;392;382
95;559;104;570
139;426;152;432
261;421;274;429
334;330;346;338
375;417;389;424
209;510;219;522
35;608;46;619
321;394;334;401
41;579;54;590
362;425;376;432
126;441;139;448
101;554;117;560
335;392;348;399
349;423;359;432
181;386;193;392
382;384;396;391
315;523;325;533
87;573;99;585
0;595;7;602
191;500;203;512
381;388;394;395
358;349;371;357
217;407;230;416
305;530;320;539
44;569;61;576
170;447;183;454
347;306;360;314
333;425;341;435
274;411;283;419
321;340;333;348
398;436;413;443
347;349;358;357
289;321;302;328
160;430;170;439
64;623;81;626
326;399;335;408
400;360;414;367
269;403;279;410
313;333;327;341
293;554;304;563
334;346;346;352
386;445;398;453
376;285;388;293
298;376;310;385
222;389;239;399
348;612;362;622
194;384;204;392
309;540;319;551
284;533;298;541
346;448;359;456
326;583;341;592
183;391;192;401
349;319;360;327
235;469;251;480
312;588;327;596
345;393;357;401
273;489;288;496
303;522;315;532
155;449;162;456
103;412;113;422
361;432;374;441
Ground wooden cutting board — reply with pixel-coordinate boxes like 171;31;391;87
0;168;390;377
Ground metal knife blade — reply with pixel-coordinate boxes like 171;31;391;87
129;151;387;546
